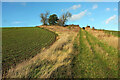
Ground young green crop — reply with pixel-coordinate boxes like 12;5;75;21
2;27;57;76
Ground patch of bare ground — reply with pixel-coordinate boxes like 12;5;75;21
86;29;119;49
6;26;79;78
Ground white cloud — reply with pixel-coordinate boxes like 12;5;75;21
105;15;116;24
92;4;98;9
68;4;81;11
70;10;87;21
114;8;117;11
106;8;110;11
12;21;22;24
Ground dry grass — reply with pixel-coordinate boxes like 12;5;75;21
86;29;118;49
6;26;79;78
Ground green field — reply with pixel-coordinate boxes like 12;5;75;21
2;27;57;75
72;29;118;78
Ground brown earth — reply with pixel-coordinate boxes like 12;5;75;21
6;26;79;78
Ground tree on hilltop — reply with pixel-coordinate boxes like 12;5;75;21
48;14;58;25
40;11;72;26
40;11;49;25
58;11;72;26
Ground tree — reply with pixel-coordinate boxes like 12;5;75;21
57;19;63;26
48;14;58;25
58;11;72;26
40;11;49;25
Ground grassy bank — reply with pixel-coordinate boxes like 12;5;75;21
71;29;118;78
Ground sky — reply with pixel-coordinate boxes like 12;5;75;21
1;0;120;2
2;2;119;31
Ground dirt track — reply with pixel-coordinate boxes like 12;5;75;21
6;26;79;78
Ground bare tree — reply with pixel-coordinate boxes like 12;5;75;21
40;11;49;25
57;19;63;26
58;11;72;26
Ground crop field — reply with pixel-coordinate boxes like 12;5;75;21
2;27;57;76
72;29;118;78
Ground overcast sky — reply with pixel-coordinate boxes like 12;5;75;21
2;2;119;31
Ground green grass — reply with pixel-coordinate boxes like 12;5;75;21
2;27;57;75
85;31;118;77
72;29;118;78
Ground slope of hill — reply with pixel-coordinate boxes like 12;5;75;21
2;27;57;77
102;30;120;37
5;26;79;78
86;29;119;49
72;29;118;78
49;28;118;78
3;26;118;78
